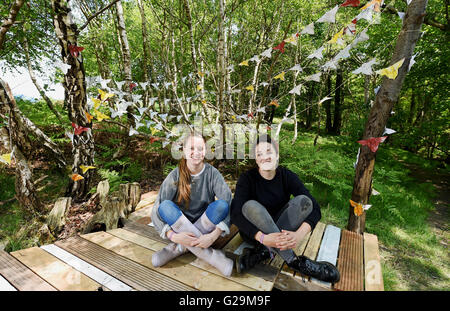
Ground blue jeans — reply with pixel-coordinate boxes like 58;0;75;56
158;199;229;226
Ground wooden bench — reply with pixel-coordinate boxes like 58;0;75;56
0;197;383;291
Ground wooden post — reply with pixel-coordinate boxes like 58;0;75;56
348;0;429;233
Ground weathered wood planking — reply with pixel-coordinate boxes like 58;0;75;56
295;222;326;279
40;244;132;291
333;230;364;291
108;228;274;291
82;231;254;291
55;235;194;291
10;247;101;291
363;233;384;291
0;250;56;291
310;225;341;288
0;274;16;291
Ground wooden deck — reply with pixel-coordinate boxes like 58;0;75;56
0;199;384;291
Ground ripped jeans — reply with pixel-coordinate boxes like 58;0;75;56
240;195;313;263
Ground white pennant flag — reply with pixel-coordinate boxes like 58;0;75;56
249;54;261;63
383;127;396;135
398;12;405;20
352;58;378;75
259;82;269;87
307;46;325;60
289;64;303;72
334;45;352;61
322;60;338;71
289;84;303;95
55;60;71;74
301;23;315;35
355;7;373;22
304;72;322;82
319;97;333;104
260;47;272;58
99;79;111;89
408;54;417;71
352;28;370;47
129;126;139;136
316;5;339;23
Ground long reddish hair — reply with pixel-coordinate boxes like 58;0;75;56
176;132;206;209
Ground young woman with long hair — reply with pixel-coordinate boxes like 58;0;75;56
231;134;340;283
150;131;234;276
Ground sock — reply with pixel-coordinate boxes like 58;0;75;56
170;214;233;277
194;212;216;234
151;243;187;267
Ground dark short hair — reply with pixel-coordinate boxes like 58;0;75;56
253;134;279;156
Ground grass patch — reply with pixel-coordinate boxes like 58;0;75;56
276;130;449;290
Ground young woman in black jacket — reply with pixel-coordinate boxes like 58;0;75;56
231;134;339;283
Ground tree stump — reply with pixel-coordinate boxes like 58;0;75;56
46;197;71;235
82;180;141;234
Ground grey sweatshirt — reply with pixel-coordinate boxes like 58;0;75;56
151;163;232;240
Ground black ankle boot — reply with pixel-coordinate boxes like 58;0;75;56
236;245;272;274
287;255;340;283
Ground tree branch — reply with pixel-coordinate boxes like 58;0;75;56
78;0;121;32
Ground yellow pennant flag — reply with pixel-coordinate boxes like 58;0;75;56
197;71;205;78
245;85;254;92
274;71;286;81
375;58;405;80
150;127;159;136
197;84;203;91
239;60;249;66
328;28;344;44
0;153;12;165
80;165;96;174
201;99;207;105
93;109;110;122
98;89;115;101
285;34;298;46
91;98;102;110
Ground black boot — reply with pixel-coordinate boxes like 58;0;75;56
287;255;340;283
236;245;272;274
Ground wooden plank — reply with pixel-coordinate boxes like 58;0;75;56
333;230;364;291
40;244;133;291
274;272;331;291
55;235;194;291
108;228;274;291
123;220;168;244
10;247;102;291
0;250;56;291
222;233;244;253
212;224;239;249
303;222;326;260
311;225;341;288
363;232;384;291
80;231;254;291
0;274;16;291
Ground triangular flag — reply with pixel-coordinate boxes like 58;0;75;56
350;199;372;216
289;84;303;95
307;46;325;60
80;165;96;174
383;127;396;135
239;59;249;66
71;173;84;181
408;54;417;71
341;0;360;7
304;72;322;82
316;5;339;23
328;28;345;44
357;136;387;152
245;85;254;92
273;41;286;53
289;64;303;72
301;23;315;35
352;58;378;75
260;47;272;58
0;153;12;165
375;58;405;79
398;12;405;20
274;71;286;81
285;33;299;45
